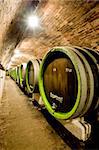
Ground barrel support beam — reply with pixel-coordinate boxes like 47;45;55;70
60;117;91;141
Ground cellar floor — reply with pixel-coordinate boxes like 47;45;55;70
0;77;71;150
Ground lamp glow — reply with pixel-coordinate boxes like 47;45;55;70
14;49;20;54
14;49;22;57
11;57;15;61
27;15;39;29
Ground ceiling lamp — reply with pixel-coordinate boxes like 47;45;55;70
27;15;39;29
14;49;22;57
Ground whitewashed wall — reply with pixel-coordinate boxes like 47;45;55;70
0;70;5;102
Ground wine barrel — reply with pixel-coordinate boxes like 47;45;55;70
74;46;99;112
9;67;17;81
39;47;88;119
25;59;41;94
83;47;99;110
66;46;94;118
16;66;20;84
39;46;99;120
19;63;27;88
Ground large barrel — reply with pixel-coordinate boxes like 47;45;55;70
74;46;99;112
25;59;41;94
83;47;99;110
39;46;99;120
19;63;27;88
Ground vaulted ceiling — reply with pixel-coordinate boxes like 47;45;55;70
0;0;99;68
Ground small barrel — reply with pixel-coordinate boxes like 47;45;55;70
16;66;20;84
39;46;99;120
9;67;17;81
25;59;41;94
19;63;27;88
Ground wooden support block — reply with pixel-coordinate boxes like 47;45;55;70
60;117;91;141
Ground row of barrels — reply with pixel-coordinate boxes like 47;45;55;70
9;59;40;96
8;46;99;120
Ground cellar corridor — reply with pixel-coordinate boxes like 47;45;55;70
0;77;71;150
0;1;98;149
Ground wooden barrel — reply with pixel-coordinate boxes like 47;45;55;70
84;47;99;110
73;46;99;116
82;47;99;110
19;63;27;88
39;46;99;120
25;59;41;94
16;66;20;84
9;67;17;81
67;46;94;118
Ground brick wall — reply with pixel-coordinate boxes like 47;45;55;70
17;0;99;59
0;0;98;66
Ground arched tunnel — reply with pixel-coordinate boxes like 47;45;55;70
0;0;99;150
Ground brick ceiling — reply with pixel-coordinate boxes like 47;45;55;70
0;0;98;68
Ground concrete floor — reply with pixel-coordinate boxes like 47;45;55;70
0;77;71;150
